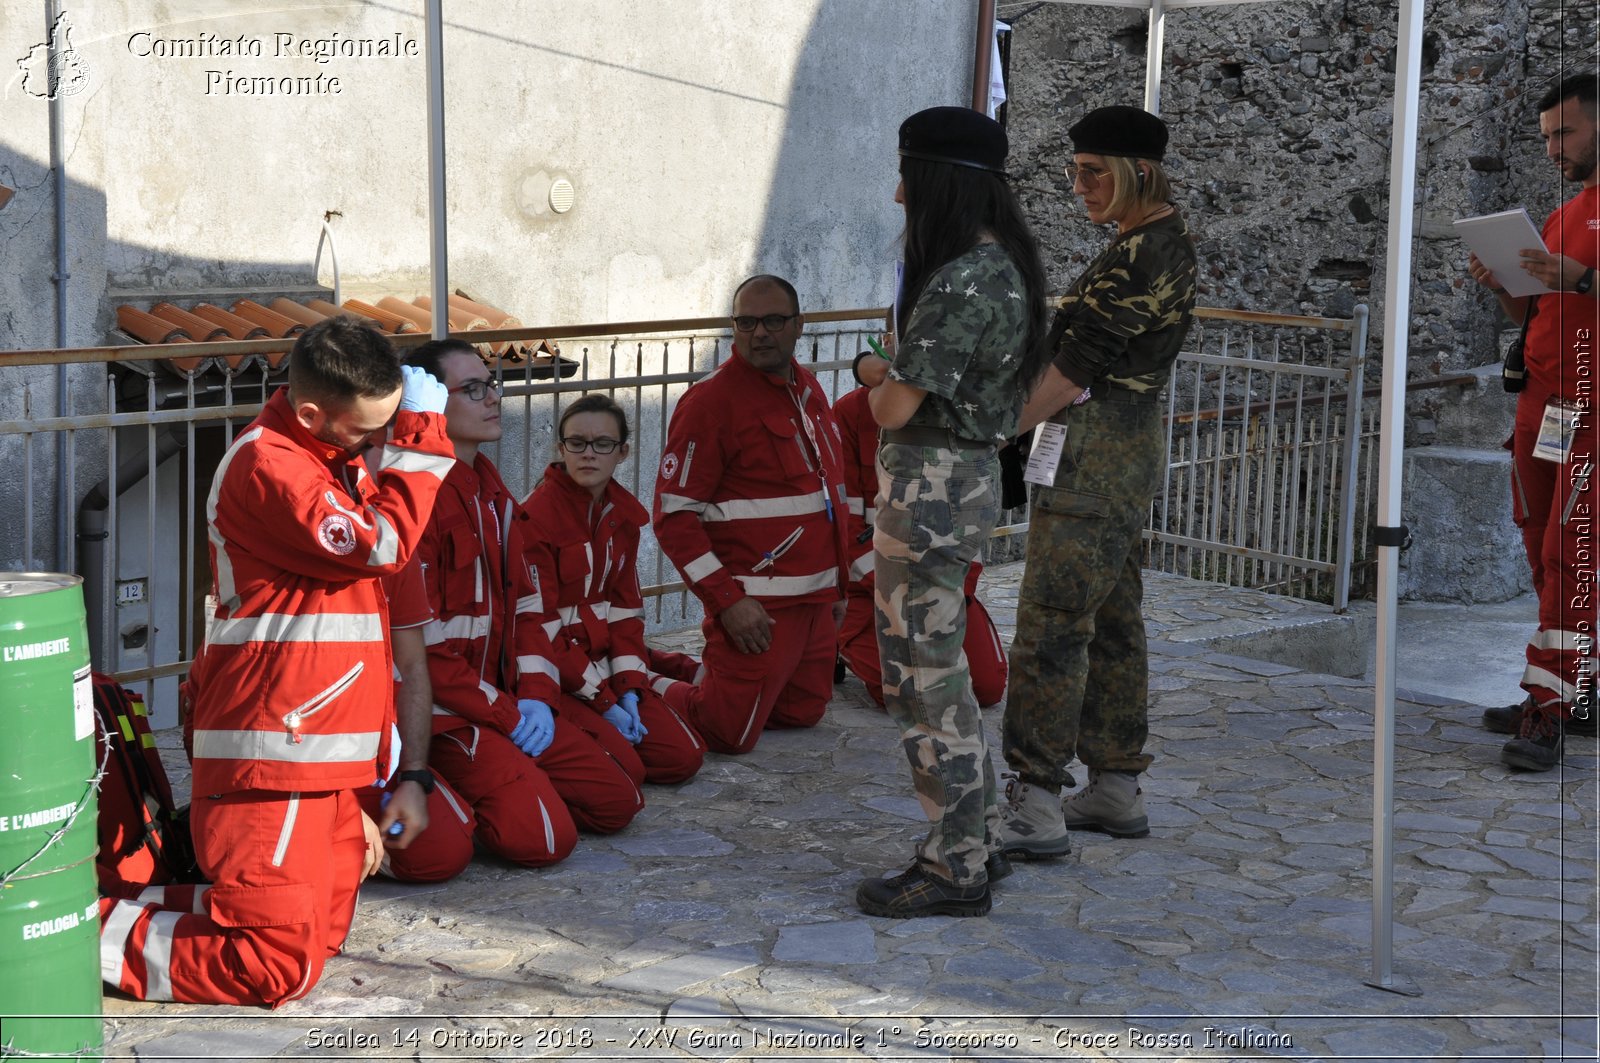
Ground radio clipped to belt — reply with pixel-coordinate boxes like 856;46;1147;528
1503;303;1536;394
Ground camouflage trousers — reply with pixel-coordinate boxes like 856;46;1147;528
1003;392;1165;787
873;439;1001;887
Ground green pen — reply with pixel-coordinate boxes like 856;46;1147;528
867;336;890;361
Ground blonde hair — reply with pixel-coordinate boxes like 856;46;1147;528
1099;155;1173;224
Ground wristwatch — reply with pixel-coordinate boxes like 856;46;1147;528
1577;267;1596;295
395;768;436;794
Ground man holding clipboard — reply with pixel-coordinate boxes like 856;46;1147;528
1465;73;1600;771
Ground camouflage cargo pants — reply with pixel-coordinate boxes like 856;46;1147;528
1003;393;1165;786
873;439;1001;887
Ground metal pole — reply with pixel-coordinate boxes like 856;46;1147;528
1366;0;1423;998
1144;0;1165;114
1333;304;1369;613
971;0;997;112
425;0;448;339
47;0;71;570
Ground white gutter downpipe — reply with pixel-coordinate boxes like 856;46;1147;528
1366;0;1425;998
1144;0;1165;114
425;0;448;339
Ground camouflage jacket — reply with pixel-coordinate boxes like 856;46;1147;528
1052;209;1197;395
891;242;1030;444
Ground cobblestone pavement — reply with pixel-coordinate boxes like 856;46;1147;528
102;564;1598;1062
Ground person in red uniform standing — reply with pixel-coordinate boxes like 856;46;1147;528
355;555;478;883
1469;72;1600;771
653;275;851;754
100;316;455;1006
521;394;705;784
833;361;1009;710
404;339;643;848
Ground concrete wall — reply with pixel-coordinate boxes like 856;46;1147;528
0;1;977;571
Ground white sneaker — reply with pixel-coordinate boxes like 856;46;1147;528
1061;769;1149;838
999;778;1072;859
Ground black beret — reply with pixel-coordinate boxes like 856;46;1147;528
1068;105;1169;160
898;106;1008;174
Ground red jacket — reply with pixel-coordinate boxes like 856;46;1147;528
418;454;559;736
519;463;652;711
653;349;850;614
188;389;454;794
833;385;880;591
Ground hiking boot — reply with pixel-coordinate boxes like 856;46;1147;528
1483;697;1530;735
985;849;1013;885
855;864;991;918
1061;769;1150;838
1485;697;1596;737
1501;708;1564;772
1000;779;1072;859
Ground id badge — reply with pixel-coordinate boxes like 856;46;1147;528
1532;399;1585;463
1024;422;1068;486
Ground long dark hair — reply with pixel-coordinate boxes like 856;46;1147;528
897;155;1050;389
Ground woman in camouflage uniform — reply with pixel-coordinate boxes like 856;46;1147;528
1000;106;1199;855
854;107;1049;919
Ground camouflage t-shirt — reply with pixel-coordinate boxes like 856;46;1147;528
890;242;1030;444
1052;209;1198;395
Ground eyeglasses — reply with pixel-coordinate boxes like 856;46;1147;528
1065;162;1112;190
731;313;798;333
560;436;621;454
447;378;503;402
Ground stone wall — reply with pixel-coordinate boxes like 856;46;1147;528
1003;0;1597;400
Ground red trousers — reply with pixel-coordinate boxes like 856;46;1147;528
665;601;834;754
100;788;365;1006
837;588;1008;709
355;777;477;884
1512;387;1600;724
631;687;706;784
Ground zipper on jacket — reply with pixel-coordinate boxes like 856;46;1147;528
282;661;364;743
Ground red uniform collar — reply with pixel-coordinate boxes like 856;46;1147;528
540;461;648;526
729;345;801;389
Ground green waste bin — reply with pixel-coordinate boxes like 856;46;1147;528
0;574;102;1061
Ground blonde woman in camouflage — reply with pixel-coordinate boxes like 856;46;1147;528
1001;106;1199;855
854;106;1049;919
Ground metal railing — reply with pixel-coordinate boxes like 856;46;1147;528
0;301;1371;722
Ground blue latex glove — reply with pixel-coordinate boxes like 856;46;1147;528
611;694;643;742
399;365;449;414
509;699;555;757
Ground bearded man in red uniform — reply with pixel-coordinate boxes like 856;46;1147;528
1469;73;1600;771
100;317;455;1005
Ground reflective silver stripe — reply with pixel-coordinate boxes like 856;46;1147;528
1532;629;1589;652
848;553;874;580
846;496;865;516
381;446;455;481
537;796;556;855
658;493;709;517
439;783;472;825
431;704;458;717
683;551;723;583
515;594;541;615
558;604;584;626
590;601;610;621
736;689;763;748
577;661;608;699
272;794;299;868
367;513;401;567
517;655;561;683
863;504;876;525
424;613;492;645
100;899;144;986
702;490;827;523
207;426;264;609
1521;663;1578;701
610;655;648;676
477;679;500;705
207;612;384;645
650;674;676;696
735;569;839;597
610;606;643;623
191;729;380;763
542;618;563;640
141;910;183;1001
